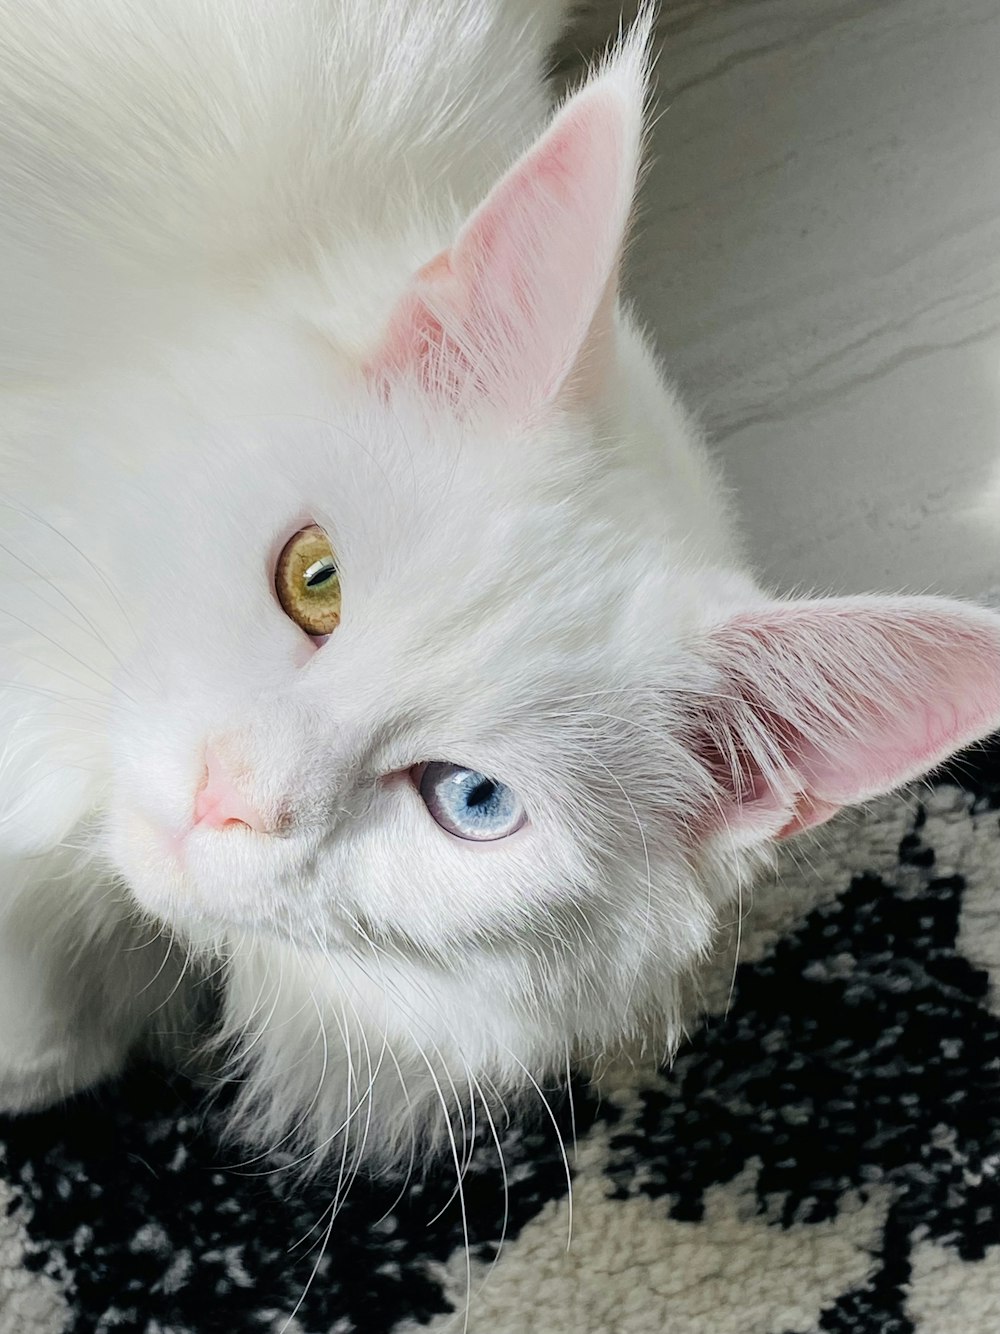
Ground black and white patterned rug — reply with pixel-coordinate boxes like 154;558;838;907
3;740;1000;1333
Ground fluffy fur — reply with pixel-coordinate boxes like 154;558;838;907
2;0;1000;1186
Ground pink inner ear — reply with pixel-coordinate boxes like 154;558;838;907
696;598;1000;843
775;795;842;840
366;70;643;413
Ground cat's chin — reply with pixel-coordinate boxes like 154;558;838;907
109;807;278;940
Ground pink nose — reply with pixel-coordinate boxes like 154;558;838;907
193;747;267;832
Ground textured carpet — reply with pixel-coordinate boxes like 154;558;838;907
3;741;1000;1333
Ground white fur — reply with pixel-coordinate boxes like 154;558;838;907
2;0;999;1187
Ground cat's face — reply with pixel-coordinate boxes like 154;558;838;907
104;336;736;987
100;42;1000;1047
103;46;741;981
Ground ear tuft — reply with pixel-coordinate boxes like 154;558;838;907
365;12;654;414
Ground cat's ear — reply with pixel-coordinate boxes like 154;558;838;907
686;597;1000;845
366;24;650;414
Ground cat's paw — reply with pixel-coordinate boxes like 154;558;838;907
0;927;133;1115
0;1032;130;1115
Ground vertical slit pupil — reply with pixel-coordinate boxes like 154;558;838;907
305;563;336;588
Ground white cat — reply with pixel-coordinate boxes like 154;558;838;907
2;0;1000;1179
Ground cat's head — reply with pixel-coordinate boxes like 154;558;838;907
96;31;1000;1059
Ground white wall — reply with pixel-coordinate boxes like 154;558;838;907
575;0;1000;598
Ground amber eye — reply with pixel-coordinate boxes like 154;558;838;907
274;525;342;637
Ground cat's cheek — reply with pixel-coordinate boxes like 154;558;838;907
353;810;582;953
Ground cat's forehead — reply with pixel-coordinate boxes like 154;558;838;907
173;383;614;595
120;314;675;612
112;341;736;704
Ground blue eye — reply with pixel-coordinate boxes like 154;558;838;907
417;762;527;842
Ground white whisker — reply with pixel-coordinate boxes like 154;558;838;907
502;1047;573;1254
